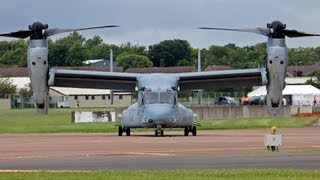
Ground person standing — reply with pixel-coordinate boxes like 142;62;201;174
241;95;247;105
313;96;318;106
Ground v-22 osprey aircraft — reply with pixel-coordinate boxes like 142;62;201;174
1;20;319;136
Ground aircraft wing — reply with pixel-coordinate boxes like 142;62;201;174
178;68;267;90
48;69;138;91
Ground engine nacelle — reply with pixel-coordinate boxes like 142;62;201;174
27;40;49;115
265;39;288;114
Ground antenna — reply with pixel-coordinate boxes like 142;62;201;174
198;48;201;72
110;49;113;72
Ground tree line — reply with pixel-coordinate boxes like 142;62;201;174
0;32;320;70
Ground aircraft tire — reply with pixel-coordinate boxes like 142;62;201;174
160;130;164;136
184;128;189;136
126;128;131;136
118;126;123;136
192;126;197;136
155;130;158;136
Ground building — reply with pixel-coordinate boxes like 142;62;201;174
285;76;317;85
1;77;132;109
287;65;320;77
204;65;232;71
50;87;132;108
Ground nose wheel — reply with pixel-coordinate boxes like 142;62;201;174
155;129;164;136
155;125;164;136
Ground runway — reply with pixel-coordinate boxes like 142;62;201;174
0;128;319;170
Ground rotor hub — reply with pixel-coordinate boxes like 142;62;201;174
267;21;286;38
28;22;48;40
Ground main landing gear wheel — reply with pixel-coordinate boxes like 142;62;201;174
192;126;197;136
184;126;197;136
184;127;189;136
118;126;123;136
118;127;131;136
125;128;131;136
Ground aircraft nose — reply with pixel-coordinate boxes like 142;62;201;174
144;104;174;122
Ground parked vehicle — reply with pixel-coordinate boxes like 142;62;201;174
214;96;238;106
248;95;266;105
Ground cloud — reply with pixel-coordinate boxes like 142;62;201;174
0;0;320;48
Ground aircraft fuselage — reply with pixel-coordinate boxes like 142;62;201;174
120;74;196;134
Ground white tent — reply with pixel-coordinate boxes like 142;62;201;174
248;85;320;106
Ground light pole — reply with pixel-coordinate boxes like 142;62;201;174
295;61;302;77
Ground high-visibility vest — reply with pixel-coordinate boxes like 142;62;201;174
271;126;277;134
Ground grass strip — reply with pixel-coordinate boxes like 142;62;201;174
0;109;318;133
0;169;320;180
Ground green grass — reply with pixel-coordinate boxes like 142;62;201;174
1;169;320;180
0;108;117;133
0;109;318;133
198;116;318;130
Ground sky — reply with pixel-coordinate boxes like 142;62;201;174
0;0;320;48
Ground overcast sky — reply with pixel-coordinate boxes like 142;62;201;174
0;0;320;48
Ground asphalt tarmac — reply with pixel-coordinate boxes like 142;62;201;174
0;128;319;170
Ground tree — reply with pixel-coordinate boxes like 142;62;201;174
204;45;235;68
0;40;27;67
85;35;103;49
0;77;17;98
19;87;32;98
177;59;193;66
148;39;192;67
49;32;87;66
88;43;118;60
118;42;147;56
117;53;153;71
66;43;88;66
306;71;320;89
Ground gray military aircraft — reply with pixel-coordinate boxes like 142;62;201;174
2;20;319;136
0;22;118;114
198;20;320;114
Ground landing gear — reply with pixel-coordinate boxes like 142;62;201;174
155;125;164;136
126;127;131;136
192;126;197;136
118;126;131;136
184;127;189;136
155;129;164;136
118;126;123;136
184;126;197;136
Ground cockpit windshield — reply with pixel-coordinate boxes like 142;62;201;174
143;89;176;105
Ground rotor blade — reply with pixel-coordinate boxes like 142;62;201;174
0;30;33;39
44;25;119;37
283;29;320;38
198;27;270;36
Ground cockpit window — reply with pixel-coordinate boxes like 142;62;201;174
159;91;175;104
143;91;158;104
143;89;175;104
